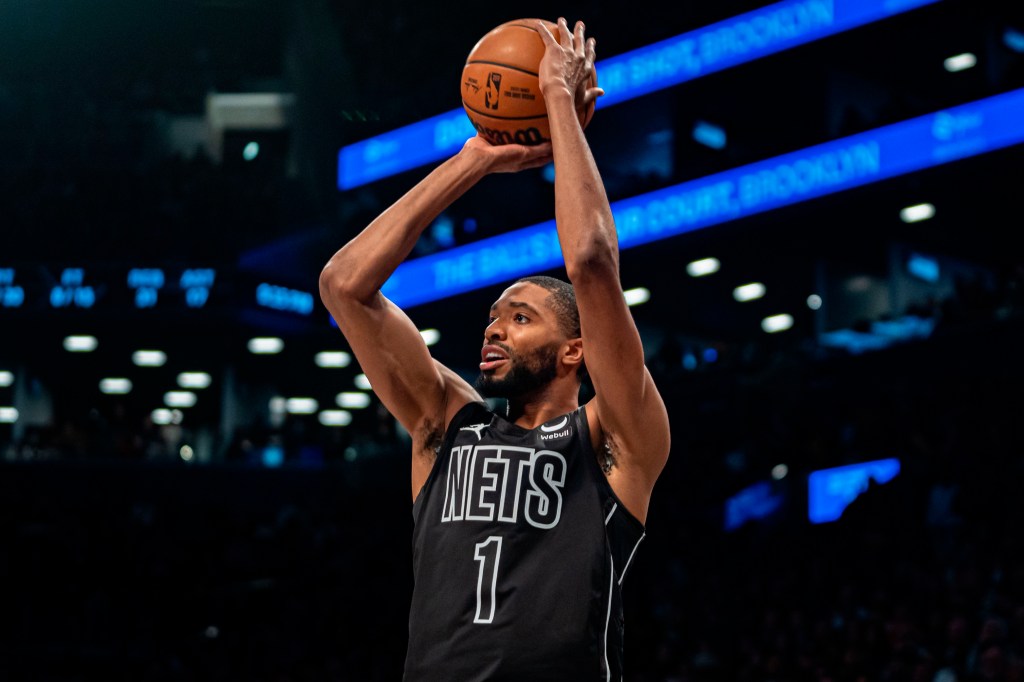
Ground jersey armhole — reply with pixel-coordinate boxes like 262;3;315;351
412;401;491;513
576;404;646;535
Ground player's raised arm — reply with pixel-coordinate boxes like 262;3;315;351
537;18;670;522
319;136;552;498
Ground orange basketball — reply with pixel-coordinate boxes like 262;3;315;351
461;18;597;146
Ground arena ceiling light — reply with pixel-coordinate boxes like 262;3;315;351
354;373;372;390
943;52;977;72
177;372;212;389
133;350;167;367
63;335;98;352
807;294;823;310
315;351;351;368
151;409;174;425
733;282;767;302
248;337;284;354
319;410;353;427
285;397;319;414
0;371;13;387
761;313;795;333
623;287;651;306
0;407;18;423
686;258;720;277
900;203;936;223
419;329;441;346
99;378;133;395
164;391;197;408
336;392;371;409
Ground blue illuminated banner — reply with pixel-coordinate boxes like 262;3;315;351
256;282;315;315
808;458;900;523
724;481;785;531
338;0;941;189
380;87;1024;308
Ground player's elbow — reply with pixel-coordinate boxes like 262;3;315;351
319;258;364;305
564;236;618;282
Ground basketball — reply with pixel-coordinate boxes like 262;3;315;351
461;18;597;146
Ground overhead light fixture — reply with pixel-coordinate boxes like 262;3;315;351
899;203;935;223
419;329;441;346
133;350;167;367
0;371;13;387
686;258;720;277
944;52;977;72
177;372;212;389
99;378;133;395
354;373;372;390
732;282;766;302
807;294;823;310
248;337;284;354
164;391;197;408
623;287;650;306
151;409;174;425
319;410;353;427
0;407;18;423
285;397;319;414
315;351;351;368
761;314;794;333
64;335;98;352
336;392;371;409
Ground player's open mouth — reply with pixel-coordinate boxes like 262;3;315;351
480;345;509;371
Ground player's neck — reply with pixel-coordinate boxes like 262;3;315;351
504;382;579;430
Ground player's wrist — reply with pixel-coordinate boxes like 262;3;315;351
540;83;575;103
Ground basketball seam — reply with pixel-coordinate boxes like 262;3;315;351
464;60;539;78
461;102;547;121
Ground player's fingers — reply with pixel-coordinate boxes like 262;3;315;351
582;87;605;106
574;21;586;58
557;17;573;49
536;21;557;47
586;37;597;68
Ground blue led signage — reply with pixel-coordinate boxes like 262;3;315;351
338;0;941;189
379;87;1024;308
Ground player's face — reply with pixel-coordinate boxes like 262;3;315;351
475;283;564;399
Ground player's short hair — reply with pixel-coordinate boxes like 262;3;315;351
516;275;580;338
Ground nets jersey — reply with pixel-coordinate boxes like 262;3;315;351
403;401;646;682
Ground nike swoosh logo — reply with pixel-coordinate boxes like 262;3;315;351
540;416;569;432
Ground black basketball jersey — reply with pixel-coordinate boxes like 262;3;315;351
403;401;646;682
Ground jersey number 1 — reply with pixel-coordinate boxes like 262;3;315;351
473;536;503;624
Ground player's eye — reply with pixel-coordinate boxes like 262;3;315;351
514;313;528;323
487;316;497;324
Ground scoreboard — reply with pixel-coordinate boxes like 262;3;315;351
0;265;324;325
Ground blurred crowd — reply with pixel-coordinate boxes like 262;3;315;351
3;285;1023;681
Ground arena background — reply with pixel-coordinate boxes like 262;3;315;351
2;0;1024;680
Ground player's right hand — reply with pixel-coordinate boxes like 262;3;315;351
462;134;553;174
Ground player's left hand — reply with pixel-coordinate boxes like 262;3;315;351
536;18;604;106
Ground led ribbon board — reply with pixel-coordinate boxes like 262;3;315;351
380;87;1024;308
338;0;941;189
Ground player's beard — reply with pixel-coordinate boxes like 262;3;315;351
475;341;560;399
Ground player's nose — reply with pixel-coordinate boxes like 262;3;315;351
484;318;507;341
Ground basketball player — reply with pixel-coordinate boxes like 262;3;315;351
319;18;670;681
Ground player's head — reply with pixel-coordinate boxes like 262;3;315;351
475;275;586;400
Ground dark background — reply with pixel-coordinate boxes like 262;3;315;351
2;0;1024;680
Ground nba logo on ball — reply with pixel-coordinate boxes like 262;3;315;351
461;18;597;146
485;72;502;110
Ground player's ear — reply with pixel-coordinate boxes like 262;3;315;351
561;338;584;373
